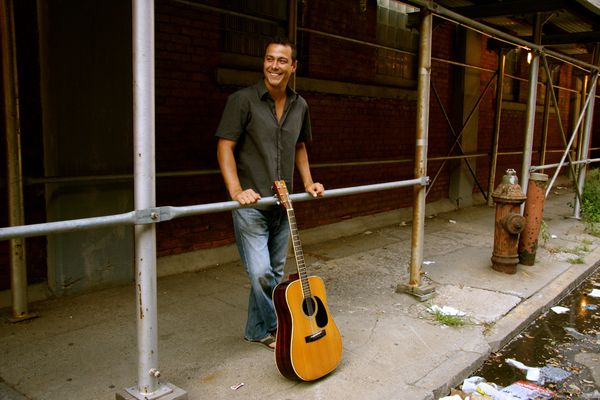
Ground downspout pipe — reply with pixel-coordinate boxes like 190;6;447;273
1;0;32;322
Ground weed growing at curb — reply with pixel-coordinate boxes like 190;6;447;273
540;219;551;247
582;168;600;236
429;309;467;327
568;257;585;265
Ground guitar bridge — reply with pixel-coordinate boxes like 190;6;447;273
305;329;326;343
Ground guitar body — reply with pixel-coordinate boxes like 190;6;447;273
273;275;342;381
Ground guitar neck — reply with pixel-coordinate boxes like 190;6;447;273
286;207;312;298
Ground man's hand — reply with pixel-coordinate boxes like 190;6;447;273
232;188;262;205
305;182;325;198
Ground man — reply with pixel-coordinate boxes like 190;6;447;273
215;38;324;350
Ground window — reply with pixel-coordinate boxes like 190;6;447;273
376;0;419;82
538;63;560;106
502;49;521;102
219;1;287;66
502;49;559;104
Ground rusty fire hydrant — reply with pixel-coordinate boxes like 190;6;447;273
491;169;527;274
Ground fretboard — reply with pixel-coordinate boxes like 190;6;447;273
286;207;311;299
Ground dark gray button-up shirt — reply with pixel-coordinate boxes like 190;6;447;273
215;80;312;198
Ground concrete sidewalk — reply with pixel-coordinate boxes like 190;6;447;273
1;185;599;400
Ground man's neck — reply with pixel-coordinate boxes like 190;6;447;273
264;79;287;102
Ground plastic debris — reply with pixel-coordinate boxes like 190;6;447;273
550;306;570;314
476;382;518;399
438;395;462;400
500;380;554;399
461;376;486;393
505;358;540;381
230;382;244;390
587;289;600;297
429;305;466;316
449;219;457;224
423;260;436;265
564;327;591;340
504;358;570;386
582;389;600;399
585;304;598;310
538;366;571;384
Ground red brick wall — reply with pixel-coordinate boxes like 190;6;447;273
3;0;592;280
151;0;458;256
152;0;593;257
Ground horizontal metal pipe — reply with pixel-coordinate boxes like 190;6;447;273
0;178;427;241
20;146;580;191
25;148;571;188
23;155;482;185
0;212;137;240
530;158;600;172
166;178;427;219
171;0;282;25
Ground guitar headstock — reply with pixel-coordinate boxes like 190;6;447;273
274;180;292;210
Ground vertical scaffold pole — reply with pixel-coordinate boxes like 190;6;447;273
397;9;435;301
520;14;541;194
1;0;34;322
487;49;506;206
573;45;599;219
118;1;187;399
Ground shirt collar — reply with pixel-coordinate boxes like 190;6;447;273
257;79;297;102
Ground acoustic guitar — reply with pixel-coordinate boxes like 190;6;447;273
272;180;342;381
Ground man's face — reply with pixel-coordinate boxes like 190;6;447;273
263;43;296;91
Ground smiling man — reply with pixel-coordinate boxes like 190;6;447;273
215;37;324;351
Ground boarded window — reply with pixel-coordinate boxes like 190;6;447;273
376;0;418;81
219;1;287;64
503;49;521;102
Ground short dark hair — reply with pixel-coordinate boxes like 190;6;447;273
264;37;297;62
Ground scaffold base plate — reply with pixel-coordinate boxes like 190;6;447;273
116;382;187;400
396;283;436;301
8;312;39;323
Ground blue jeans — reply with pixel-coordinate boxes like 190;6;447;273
232;207;290;341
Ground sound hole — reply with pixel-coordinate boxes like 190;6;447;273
302;296;329;328
302;297;316;317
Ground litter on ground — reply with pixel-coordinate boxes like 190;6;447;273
429;305;466;316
